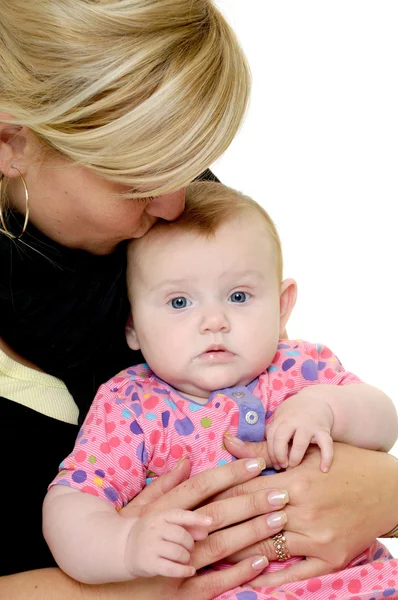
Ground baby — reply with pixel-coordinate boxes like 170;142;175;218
43;181;397;585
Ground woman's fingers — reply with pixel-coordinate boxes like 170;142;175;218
140;457;267;514
214;444;397;575
192;510;287;570
224;434;270;462
225;530;307;564
249;556;333;588
122;456;191;513
196;487;289;532
182;555;269;600
212;446;320;503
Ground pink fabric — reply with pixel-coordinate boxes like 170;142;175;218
51;340;360;506
213;541;396;599
50;339;396;599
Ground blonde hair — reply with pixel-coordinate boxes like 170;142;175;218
0;0;250;199
129;181;283;280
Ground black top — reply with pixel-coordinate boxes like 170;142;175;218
0;168;219;575
0;401;78;574
0;169;219;422
0;219;140;422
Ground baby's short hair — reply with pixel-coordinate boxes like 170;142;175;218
128;181;283;280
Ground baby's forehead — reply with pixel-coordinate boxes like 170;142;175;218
127;214;277;282
131;210;271;252
128;224;196;260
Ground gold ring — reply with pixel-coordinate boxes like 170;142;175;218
272;531;291;561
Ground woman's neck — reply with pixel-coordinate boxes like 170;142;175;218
0;337;43;372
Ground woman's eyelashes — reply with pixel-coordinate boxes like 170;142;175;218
135;196;154;205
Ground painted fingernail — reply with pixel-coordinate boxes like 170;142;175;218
252;555;269;570
268;489;289;506
224;434;244;446
245;458;266;472
172;456;188;470
266;510;287;528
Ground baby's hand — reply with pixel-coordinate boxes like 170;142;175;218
125;508;212;578
266;392;334;472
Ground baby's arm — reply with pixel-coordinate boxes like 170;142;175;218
267;383;397;473
317;382;398;451
266;390;334;472
266;342;398;472
43;485;212;584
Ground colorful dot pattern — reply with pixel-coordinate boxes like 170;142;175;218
214;545;397;600
50;340;396;597
50;340;360;507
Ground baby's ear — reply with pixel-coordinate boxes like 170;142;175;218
279;278;297;335
125;313;141;350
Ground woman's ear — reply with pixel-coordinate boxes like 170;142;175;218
125;313;141;351
0;116;27;177
279;278;297;336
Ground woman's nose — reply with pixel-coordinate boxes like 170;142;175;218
146;188;186;221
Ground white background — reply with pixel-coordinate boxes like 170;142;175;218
212;1;397;553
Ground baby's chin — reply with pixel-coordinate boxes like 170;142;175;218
176;374;258;401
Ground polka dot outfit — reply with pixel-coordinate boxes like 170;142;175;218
50;340;396;599
213;549;397;600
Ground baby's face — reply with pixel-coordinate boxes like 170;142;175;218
127;213;289;401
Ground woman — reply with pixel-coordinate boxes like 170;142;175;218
1;1;397;599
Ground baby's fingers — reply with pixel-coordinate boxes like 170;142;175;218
165;508;213;528
158;540;192;567
288;429;312;468
162;509;212;549
271;423;296;469
312;430;334;472
265;423;279;469
156;556;196;578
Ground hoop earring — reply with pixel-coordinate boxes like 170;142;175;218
0;167;30;239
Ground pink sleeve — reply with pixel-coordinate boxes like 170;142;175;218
48;381;149;509
307;342;362;386
262;340;362;415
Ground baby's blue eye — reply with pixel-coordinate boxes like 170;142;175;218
169;297;191;309
229;291;251;303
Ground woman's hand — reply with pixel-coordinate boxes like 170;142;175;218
119;455;290;598
3;456;288;600
97;558;266;600
0;558;267;600
219;437;398;586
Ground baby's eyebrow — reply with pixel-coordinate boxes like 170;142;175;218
148;271;265;293
215;269;265;285
148;278;191;293
223;269;263;280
